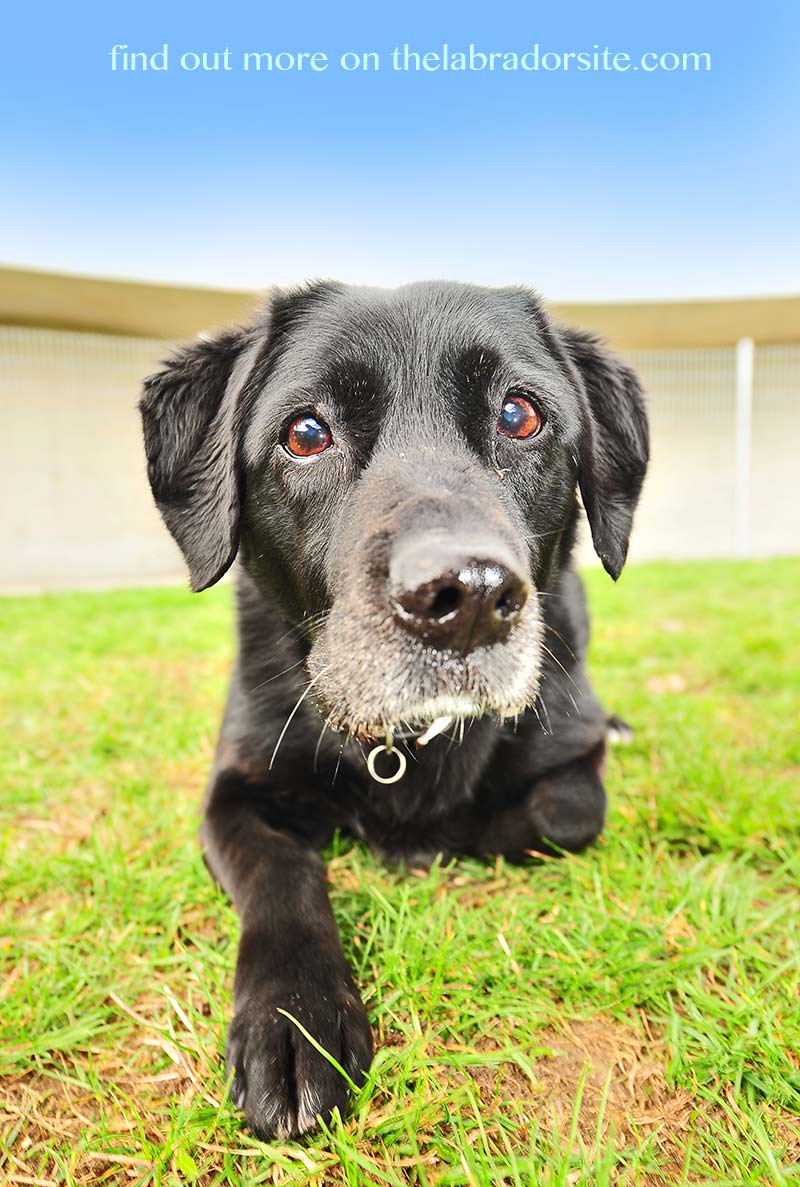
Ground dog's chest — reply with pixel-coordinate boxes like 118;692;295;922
337;731;501;858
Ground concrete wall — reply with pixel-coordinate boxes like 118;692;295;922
3;324;799;592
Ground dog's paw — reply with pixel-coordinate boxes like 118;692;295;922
225;977;373;1139
606;714;635;746
526;761;607;855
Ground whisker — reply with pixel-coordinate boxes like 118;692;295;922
445;719;460;757
331;736;346;787
531;701;549;735
540;642;583;698
247;610;333;697
536;692;553;735
399;736;418;764
539;644;582;717
261;609;332;656
269;669;327;770
313;717;331;772
435;750;447;787
542;621;579;666
250;655;307;694
526;527;572;543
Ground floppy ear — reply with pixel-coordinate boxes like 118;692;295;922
558;325;649;580
139;324;263;592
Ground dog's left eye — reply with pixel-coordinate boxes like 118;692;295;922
497;393;544;440
284;415;332;458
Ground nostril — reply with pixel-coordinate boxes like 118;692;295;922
495;588;514;616
426;584;462;621
494;580;527;619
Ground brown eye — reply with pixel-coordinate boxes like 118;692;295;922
497;393;543;440
284;414;332;458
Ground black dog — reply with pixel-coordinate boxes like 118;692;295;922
140;280;648;1139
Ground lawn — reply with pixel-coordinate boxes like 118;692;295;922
1;559;799;1186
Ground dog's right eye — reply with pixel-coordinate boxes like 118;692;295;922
283;415;333;458
497;392;544;440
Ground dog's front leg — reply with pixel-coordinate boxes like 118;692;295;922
201;770;373;1139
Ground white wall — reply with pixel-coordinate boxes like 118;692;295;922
2;326;799;591
750;346;800;558
625;344;800;562
2;327;183;589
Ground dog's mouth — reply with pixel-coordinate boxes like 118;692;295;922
356;698;485;746
387;701;485;736
317;688;537;745
306;601;544;743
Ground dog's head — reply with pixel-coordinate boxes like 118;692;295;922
141;281;648;739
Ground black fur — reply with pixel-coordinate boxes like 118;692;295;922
140;280;649;1139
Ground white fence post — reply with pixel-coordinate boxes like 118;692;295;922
735;337;755;558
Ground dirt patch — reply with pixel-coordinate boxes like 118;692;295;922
3;1012;798;1185
0;1003;220;1185
441;1015;800;1181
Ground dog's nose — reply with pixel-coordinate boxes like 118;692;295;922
390;541;528;652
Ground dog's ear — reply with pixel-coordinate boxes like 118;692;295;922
558;325;649;580
139;324;263;592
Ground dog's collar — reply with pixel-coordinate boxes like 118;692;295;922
365;715;453;785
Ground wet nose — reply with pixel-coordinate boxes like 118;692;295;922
390;539;529;652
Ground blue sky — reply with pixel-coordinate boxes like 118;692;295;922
2;0;798;299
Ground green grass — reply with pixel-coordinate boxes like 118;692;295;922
1;559;799;1186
